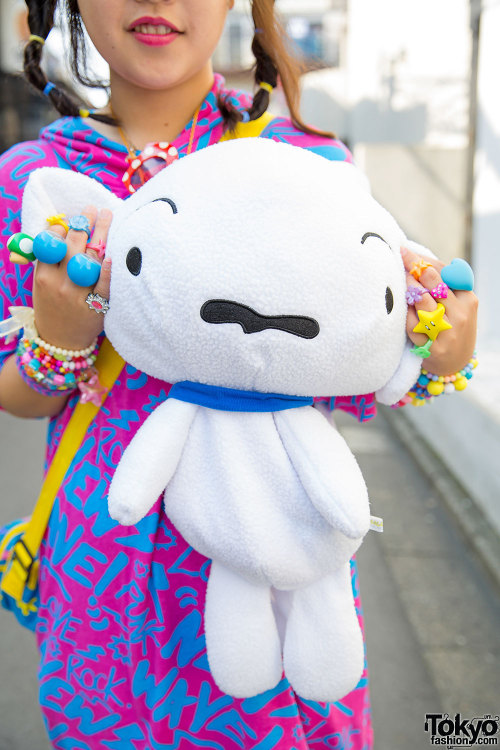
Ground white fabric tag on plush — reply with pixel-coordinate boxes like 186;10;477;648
369;516;384;533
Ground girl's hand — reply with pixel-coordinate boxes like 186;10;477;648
401;246;478;376
32;206;112;350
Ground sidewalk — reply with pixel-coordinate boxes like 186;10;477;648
348;408;500;747
0;408;499;750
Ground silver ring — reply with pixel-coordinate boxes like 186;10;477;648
86;292;110;314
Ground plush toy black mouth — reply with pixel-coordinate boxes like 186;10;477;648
200;300;320;339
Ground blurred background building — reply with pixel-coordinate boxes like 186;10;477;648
0;0;497;558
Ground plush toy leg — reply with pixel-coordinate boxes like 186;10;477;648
282;564;364;702
205;561;283;698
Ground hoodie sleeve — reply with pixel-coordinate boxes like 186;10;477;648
0;138;59;376
258;116;353;163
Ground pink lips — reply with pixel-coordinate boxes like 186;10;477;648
128;16;181;47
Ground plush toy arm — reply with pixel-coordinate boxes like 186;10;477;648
273;407;369;539
376;241;438;406
108;398;198;526
375;340;422;405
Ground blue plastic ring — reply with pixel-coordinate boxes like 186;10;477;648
68;215;92;239
440;258;475;292
67;253;101;287
241;111;251;123
32;231;67;264
43;82;56;96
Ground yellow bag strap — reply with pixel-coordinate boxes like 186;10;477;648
1;338;125;601
1;112;275;603
219;111;275;141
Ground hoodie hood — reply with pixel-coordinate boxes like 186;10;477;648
38;74;248;200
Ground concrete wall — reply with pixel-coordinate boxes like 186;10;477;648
354;143;468;262
345;0;470;147
472;2;500;350
300;0;470;263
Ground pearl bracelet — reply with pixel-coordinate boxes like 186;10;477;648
31;336;97;359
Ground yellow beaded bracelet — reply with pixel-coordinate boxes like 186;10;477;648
393;353;478;408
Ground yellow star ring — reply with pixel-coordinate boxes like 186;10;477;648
412;302;452;341
46;213;69;232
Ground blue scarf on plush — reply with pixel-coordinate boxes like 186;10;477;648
168;381;313;412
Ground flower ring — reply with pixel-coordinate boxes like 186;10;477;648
86;292;110;314
406;286;430;305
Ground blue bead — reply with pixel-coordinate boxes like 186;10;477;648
418;375;430;385
67;253;101;287
466;372;473;379
32;231;67;264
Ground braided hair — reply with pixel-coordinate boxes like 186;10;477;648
219;0;333;136
23;0;113;124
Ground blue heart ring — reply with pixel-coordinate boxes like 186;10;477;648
440;258;474;292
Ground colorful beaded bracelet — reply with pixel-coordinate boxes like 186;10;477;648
16;333;99;396
392;353;478;408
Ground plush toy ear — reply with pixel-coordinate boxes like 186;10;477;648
327;161;371;194
375;342;422;405
21;167;121;237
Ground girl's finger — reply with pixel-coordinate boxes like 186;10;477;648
86;208;112;262
44;223;67;240
416;263;458;312
405;282;433;346
404;269;453;347
405;307;423;344
400;245;444;273
401;246;459;317
61;206;97;268
92;258;112;301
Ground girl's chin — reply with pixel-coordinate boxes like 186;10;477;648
113;60;211;93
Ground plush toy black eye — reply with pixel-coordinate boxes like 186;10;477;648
126;247;142;276
385;287;394;314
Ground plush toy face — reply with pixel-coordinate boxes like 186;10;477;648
23;139;412;396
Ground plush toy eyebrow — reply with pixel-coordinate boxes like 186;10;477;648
136;198;178;214
361;232;389;246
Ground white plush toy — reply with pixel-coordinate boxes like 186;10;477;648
21;138;422;703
